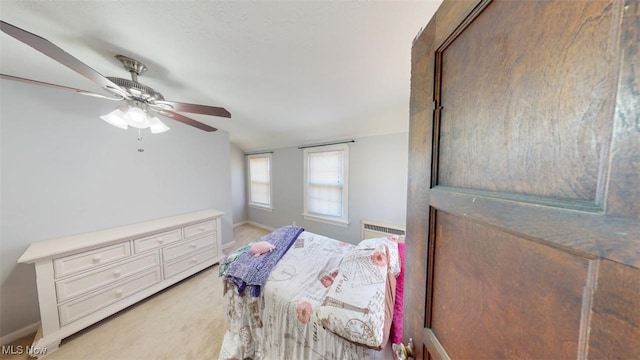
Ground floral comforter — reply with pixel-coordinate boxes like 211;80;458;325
218;231;391;360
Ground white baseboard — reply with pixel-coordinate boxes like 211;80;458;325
0;322;39;346
224;221;275;251
233;220;249;228
233;220;275;232
246;221;276;232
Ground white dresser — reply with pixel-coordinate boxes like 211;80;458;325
18;209;224;356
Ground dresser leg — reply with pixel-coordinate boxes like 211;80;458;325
27;325;60;358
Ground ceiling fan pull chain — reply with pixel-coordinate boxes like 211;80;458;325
137;128;144;152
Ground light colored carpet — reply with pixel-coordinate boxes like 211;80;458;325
1;224;269;360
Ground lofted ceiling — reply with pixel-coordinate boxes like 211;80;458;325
0;0;442;151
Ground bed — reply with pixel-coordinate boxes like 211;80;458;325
218;226;404;360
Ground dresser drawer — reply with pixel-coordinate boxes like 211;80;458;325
58;268;162;326
56;251;160;303
163;246;216;279
54;242;131;279
133;229;181;253
183;220;215;240
162;234;216;262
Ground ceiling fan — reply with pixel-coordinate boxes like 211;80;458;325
0;20;230;133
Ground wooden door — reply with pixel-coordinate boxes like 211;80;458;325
405;0;639;359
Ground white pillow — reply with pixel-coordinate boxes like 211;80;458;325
316;244;396;350
358;236;401;276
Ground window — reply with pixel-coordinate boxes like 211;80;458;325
248;154;272;210
303;144;349;227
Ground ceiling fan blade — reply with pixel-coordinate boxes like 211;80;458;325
1;74;124;101
154;100;231;118
156;110;218;132
0;20;128;98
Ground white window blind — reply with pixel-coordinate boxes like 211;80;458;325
303;144;349;226
248;154;272;209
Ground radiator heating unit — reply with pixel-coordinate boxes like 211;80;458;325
360;219;406;240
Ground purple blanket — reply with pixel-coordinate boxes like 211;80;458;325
224;225;304;297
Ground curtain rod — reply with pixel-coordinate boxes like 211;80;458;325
244;151;274;156
297;140;355;149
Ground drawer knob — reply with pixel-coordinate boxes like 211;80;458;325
198;227;206;232
92;255;101;263
115;289;123;298
190;243;197;249
113;270;122;278
190;258;198;264
157;238;164;244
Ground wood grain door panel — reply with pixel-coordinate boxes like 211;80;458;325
406;0;640;359
432;211;590;359
588;260;640;358
437;0;618;202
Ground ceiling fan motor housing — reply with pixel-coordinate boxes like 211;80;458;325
106;76;165;102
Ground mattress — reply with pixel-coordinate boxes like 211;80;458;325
218;231;394;360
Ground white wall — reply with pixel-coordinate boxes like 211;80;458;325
247;133;408;243
0;80;233;338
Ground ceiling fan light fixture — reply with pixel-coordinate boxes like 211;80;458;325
100;107;128;130
100;103;169;134
149;116;170;134
122;106;149;128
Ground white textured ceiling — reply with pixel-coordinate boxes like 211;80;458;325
0;1;442;151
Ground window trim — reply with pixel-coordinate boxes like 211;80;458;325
247;153;273;211
302;143;349;227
